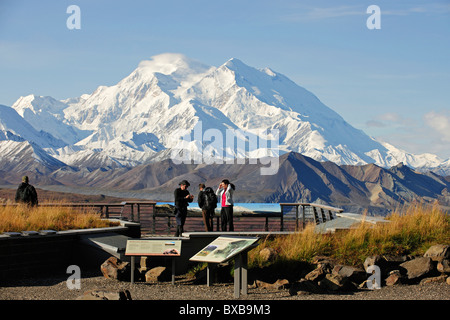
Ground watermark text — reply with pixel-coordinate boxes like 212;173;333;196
170;122;280;175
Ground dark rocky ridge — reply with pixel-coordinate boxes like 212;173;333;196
1;151;449;215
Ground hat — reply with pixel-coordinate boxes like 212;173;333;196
179;180;190;187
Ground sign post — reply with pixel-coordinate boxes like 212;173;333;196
190;236;259;298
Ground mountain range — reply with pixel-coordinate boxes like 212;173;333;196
82;152;450;215
1;53;449;213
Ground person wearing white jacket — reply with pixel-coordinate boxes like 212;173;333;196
216;179;235;231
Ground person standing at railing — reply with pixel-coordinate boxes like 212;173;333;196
174;180;194;236
216;179;235;231
198;183;217;231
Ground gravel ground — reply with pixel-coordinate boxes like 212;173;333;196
1;269;449;301
1;270;448;319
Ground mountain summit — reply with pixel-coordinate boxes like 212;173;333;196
6;53;449;175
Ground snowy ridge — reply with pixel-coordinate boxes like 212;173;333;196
3;53;449;175
0;104;66;149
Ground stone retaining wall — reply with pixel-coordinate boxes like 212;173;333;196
0;220;140;280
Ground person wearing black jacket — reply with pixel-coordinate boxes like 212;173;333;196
198;183;216;231
15;176;38;207
174;180;194;236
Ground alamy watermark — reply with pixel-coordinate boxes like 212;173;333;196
366;265;382;289
367;5;381;30
169;121;280;176
66;265;81;290
66;5;81;30
65;4;380;31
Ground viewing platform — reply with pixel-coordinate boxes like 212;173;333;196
3;201;349;235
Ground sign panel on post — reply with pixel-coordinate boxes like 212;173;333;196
125;240;181;256
125;239;182;285
190;236;259;263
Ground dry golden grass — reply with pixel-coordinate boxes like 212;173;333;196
0;202;120;233
249;201;449;269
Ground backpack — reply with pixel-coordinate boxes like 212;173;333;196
16;183;38;206
203;187;217;210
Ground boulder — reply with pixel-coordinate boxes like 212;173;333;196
139;256;149;272
100;257;131;281
363;255;389;275
385;270;404;286
304;266;326;282
76;289;132;300
363;254;408;277
304;257;335;282
259;247;277;263
332;265;366;284
437;259;450;273
289;279;321;295
400;257;434;280
384;255;411;265
419;275;447;285
253;279;289;290
318;273;348;291
311;255;338;266
424;244;450;262
303;258;364;291
145;266;171;282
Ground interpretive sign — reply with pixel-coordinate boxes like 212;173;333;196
190;236;259;263
125;240;181;256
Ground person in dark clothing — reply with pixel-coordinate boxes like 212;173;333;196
174;180;194;236
198;183;216;231
216;179;235;231
15;176;38;207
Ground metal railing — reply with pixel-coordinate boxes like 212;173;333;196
2;201;343;234
279;203;344;230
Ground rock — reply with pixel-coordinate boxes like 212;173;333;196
437;259;450;273
385;270;404;286
424;244;449;262
140;256;149;272
304;265;326;282
311;255;338;266
384;255;411;265
145;266;171;282
332;265;366;284
253;279;289;290
363;254;409;277
259;247;277;263
419;275;447;285
318;274;348;291
447;277;450;285
76;289;132;300
289;279;321;295
303;257;335;283
100;257;131;281
400;257;434;280
363;255;389;276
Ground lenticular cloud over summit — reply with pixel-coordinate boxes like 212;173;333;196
4;53;449;175
138;53;210;76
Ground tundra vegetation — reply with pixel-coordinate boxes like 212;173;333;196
248;201;450;271
0;202;119;233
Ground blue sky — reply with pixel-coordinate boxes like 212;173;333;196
1;0;449;159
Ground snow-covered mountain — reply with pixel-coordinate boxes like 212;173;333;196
0;140;65;174
5;53;450;175
0;104;66;148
